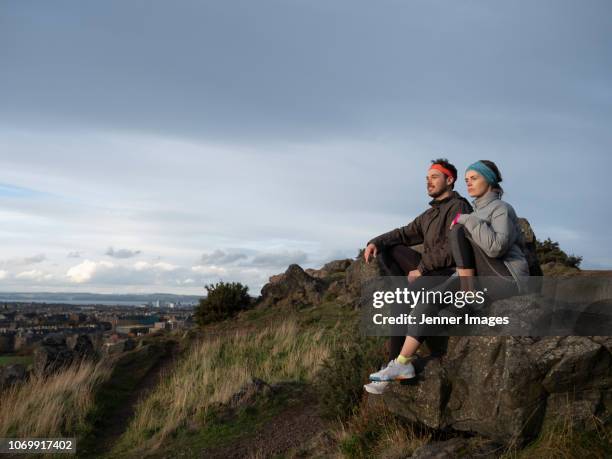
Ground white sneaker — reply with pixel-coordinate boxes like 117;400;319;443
363;380;390;394
369;359;416;382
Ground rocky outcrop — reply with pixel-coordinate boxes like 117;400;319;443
33;333;99;376
258;238;610;448
33;333;75;376
258;264;327;308
384;334;612;446
0;363;27;391
66;333;100;359
305;259;353;279
258;251;385;309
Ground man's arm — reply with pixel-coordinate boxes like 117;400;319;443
416;199;472;274
367;213;424;250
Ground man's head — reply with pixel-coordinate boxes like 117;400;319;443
427;158;457;198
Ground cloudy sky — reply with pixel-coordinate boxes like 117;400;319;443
1;1;610;295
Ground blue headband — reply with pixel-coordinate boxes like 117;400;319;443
466;161;498;186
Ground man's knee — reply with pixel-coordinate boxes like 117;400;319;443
390;245;422;273
377;246;405;276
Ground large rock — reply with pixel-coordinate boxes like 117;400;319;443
383;357;450;429
384;332;612;446
255;248;405;309
0;364;27;391
66;334;98;359
33;333;75;376
344;250;386;306
259;264;326;308
305;259;352;279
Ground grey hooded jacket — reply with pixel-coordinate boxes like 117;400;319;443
456;190;529;291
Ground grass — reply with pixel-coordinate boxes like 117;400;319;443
110;317;342;457
0;358;112;439
77;337;178;458
500;408;611;459
333;397;430;459
0;355;33;367
171;382;306;454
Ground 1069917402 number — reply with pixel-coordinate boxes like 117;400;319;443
0;438;76;454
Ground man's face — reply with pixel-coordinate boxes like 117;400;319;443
426;169;453;198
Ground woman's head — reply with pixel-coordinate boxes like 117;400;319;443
465;160;503;198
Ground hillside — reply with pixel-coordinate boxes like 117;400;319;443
0;252;610;458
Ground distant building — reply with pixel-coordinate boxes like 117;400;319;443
14;332;37;351
0;334;15;353
115;325;150;336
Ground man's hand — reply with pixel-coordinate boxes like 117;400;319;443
407;269;422;284
364;243;378;263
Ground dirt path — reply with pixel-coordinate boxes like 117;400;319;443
81;340;181;458
203;388;329;459
104;343;179;447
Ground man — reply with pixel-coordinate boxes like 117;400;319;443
363;158;472;394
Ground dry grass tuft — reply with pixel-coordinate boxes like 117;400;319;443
0;358;112;438
114;318;335;455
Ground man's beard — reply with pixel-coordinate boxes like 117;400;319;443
428;187;446;198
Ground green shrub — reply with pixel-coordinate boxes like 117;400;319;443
194;281;251;326
535;238;582;269
315;327;386;421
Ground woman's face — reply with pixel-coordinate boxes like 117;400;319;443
465;170;491;198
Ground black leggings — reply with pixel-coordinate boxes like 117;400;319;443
449;224;519;301
379;226;519;361
449;224;509;276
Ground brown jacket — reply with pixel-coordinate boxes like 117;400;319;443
368;191;473;274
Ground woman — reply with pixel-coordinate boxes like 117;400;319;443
365;160;528;393
449;160;529;293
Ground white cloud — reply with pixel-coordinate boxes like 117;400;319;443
0;270;8;280
66;259;115;283
133;261;178;272
191;265;228;276
15;269;53;281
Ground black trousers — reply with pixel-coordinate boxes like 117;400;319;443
378;245;454;360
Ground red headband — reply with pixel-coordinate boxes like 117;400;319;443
429;163;455;179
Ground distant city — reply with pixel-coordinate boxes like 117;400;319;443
0;292;201;306
0;292;202;360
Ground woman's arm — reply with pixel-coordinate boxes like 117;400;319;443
456;206;515;258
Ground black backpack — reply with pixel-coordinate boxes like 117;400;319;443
517;217;543;277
